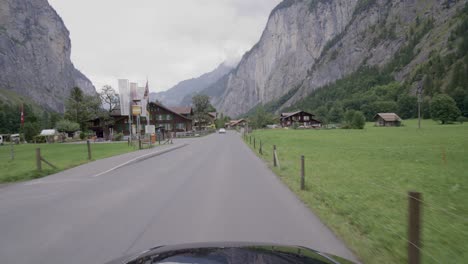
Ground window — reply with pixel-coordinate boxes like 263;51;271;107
177;123;185;130
166;114;172;120
158;115;163;121
164;123;172;131
303;116;310;121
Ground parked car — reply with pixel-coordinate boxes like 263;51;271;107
218;128;226;134
0;135;3;145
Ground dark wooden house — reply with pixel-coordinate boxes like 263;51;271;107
280;111;321;128
108;103;192;137
374;113;402;127
148;102;193;132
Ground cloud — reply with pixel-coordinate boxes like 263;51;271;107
48;0;281;92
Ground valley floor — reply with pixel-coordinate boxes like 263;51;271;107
246;119;468;263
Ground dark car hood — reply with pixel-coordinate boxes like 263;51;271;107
106;242;356;264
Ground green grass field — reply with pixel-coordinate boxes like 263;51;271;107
0;142;138;182
245;120;468;264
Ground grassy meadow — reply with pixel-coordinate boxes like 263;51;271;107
245;119;467;264
0;142;137;182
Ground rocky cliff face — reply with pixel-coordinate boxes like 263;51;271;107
214;0;466;117
150;63;233;107
0;0;95;112
214;0;358;117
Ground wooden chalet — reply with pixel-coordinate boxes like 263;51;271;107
280;111;321;128
104;102;192;138
374;113;402;127
148;102;193;132
227;119;247;129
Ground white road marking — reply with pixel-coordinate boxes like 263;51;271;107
92;144;188;178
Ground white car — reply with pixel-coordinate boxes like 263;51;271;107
218;128;226;134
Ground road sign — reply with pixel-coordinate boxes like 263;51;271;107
132;105;142;115
145;125;155;134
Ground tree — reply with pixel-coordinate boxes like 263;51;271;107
22;122;40;142
56;119;80;133
397;95;418;119
329;105;344;123
41;111;51;129
100;85;120;113
430;94;461;124
251;106;274;129
65;87;102;130
192;94;212;130
315;106;329;125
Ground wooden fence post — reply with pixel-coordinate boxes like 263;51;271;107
273;145;277;167
36;148;42;171
10;141;14;160
259;140;263;155
139;139;142;150
300;155;305;190
254;138;256;149
87;140;92;160
128;137;130;146
408;192;422;264
249;136;252;145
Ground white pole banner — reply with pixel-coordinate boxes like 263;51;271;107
118;79;130;116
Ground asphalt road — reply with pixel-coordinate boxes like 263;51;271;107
0;131;358;264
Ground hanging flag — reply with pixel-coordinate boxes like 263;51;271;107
20;104;24;127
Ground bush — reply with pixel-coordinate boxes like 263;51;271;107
457;116;468;124
79;132;86;140
342;110;366;129
56;119;80;133
113;132;124;141
352;111;366;129
33;135;47;143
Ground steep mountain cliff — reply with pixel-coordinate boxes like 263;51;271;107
0;0;95;113
214;0;468;118
150;63;233;107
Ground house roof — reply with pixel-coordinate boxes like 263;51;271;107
169;106;192;115
229;119;246;126
40;129;57;136
280;110;314;119
149;102;192;121
374;113;402;122
208;112;217;118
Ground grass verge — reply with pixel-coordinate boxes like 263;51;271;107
244;119;468;264
0;142;139;182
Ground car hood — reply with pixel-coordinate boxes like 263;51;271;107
106;242;356;264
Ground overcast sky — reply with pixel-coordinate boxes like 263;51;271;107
48;0;281;93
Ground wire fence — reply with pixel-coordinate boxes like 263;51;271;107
242;131;467;264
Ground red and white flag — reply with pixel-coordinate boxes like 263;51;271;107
20;104;24;127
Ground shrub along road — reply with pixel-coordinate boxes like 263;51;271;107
0;132;357;264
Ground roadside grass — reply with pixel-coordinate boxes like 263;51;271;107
245;119;468;264
0;142;138;182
